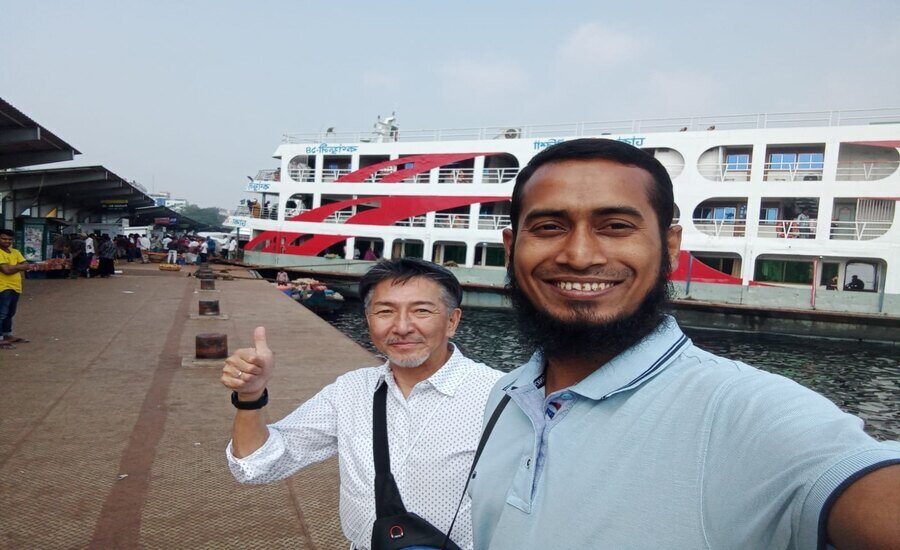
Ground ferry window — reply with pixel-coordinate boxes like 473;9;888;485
768;153;797;170
797;153;824;170
755;259;813;284
714;207;736;220
820;263;839;287
726;154;750;171
759;207;778;222
844;262;877;292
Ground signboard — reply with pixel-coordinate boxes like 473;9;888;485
154;217;178;226
101;199;129;210
245;182;272;192
223;216;249;228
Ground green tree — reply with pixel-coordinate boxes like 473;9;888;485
180;204;225;230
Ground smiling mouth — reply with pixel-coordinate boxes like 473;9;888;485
553;280;620;292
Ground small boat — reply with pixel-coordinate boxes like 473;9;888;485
280;277;346;313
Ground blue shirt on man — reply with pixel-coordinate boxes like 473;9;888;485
470;317;900;549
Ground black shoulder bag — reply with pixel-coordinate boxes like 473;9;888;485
370;383;510;550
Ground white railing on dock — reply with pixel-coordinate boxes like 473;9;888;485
829;220;892;240
692;219;747;238
282;108;900;144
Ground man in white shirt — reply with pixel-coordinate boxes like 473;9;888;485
222;258;502;549
138;234;151;263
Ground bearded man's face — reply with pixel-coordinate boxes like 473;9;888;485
502;159;682;359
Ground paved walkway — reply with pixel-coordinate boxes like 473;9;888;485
0;263;378;548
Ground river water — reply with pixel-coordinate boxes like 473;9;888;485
319;302;899;441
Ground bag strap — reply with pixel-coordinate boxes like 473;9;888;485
372;382;407;518
373;382;390;475
440;393;511;550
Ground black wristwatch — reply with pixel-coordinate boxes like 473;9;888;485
231;388;268;410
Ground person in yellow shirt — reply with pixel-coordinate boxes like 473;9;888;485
0;229;32;350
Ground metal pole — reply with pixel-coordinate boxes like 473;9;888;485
684;254;694;296
810;258;819;308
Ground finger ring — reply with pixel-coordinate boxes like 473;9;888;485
234;370;242;379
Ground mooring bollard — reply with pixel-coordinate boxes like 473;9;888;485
195;333;227;359
199;300;220;316
200;278;216;290
196;269;215;280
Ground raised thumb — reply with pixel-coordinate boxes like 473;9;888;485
253;326;270;353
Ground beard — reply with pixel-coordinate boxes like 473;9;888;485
507;249;672;362
386;352;429;369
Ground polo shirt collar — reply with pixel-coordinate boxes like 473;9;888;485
504;316;691;401
373;344;470;397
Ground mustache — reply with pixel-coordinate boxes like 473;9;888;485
385;337;426;345
533;266;634;280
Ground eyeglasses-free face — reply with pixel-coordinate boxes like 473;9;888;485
366;277;461;370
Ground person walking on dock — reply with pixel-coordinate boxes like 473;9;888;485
468;138;900;549
0;229;33;350
222;258;502;550
97;235;116;278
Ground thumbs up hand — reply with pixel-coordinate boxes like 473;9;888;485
222;326;275;400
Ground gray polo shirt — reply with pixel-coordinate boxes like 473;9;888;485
470;317;900;549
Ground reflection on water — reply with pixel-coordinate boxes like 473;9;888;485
320;302;899;441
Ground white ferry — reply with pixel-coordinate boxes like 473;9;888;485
226;109;900;315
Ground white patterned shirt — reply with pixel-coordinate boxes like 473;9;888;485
226;345;503;549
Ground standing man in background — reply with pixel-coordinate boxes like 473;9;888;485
0;229;32;350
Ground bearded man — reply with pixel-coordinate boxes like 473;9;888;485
222;258;502;549
469;139;899;549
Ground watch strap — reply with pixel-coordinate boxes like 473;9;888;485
231;388;268;410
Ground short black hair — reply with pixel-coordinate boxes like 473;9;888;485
510;138;675;237
359;257;463;311
0;229;14;238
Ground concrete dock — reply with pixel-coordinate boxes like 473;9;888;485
0;263;378;548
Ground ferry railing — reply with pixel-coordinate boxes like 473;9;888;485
323;211;354;224
394;216;427;228
482;167;520;183
436;168;476;184
697;163;753;182
284;208;310;219
757;219;817;239
254;169;281;182
281;108;900;144
322;168;352;182
762;162;824;182
235;205;278;219
433;213;470;229
829;220;892;240
477;214;512;230
691;219;747;238
289;168;315;182
835;161;900;181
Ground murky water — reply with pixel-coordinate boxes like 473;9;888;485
319;302;899;441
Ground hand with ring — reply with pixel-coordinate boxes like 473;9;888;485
221;326;274;402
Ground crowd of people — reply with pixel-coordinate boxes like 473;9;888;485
160;234;239;264
47;232;241;277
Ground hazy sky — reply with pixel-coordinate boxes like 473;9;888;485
2;0;898;209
